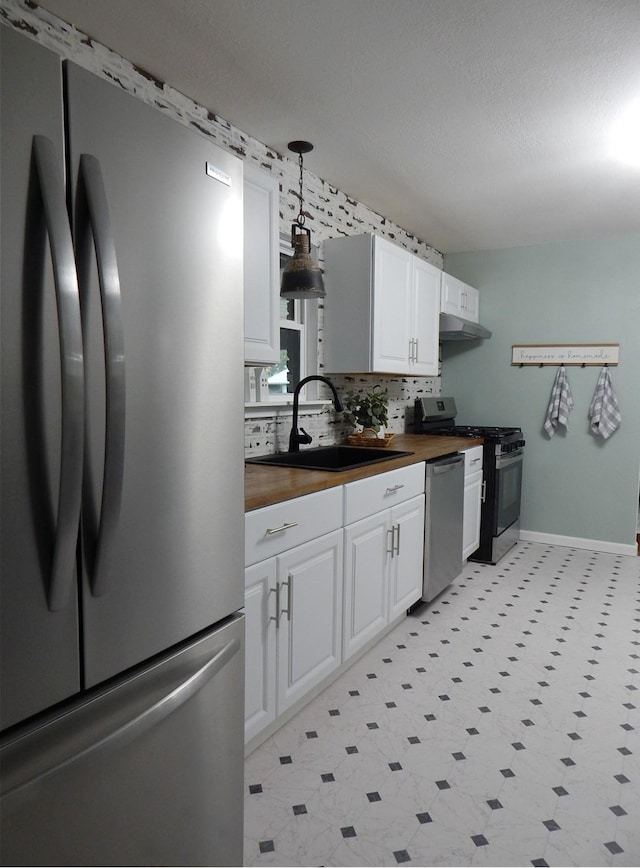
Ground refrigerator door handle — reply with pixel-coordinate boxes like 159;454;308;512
2;635;241;800
32;135;85;612
77;153;126;597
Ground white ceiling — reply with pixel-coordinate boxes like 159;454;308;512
37;0;640;253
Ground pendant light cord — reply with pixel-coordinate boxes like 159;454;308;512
296;151;306;227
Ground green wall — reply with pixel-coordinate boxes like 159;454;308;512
443;234;640;550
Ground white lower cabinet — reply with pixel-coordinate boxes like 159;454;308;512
343;513;389;660
244;559;277;741
276;531;343;714
244;530;343;744
244;488;343;745
343;463;425;661
244;462;427;746
388;495;425;620
343;494;424;660
463;445;484;560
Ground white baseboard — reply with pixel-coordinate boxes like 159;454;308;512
520;529;637;558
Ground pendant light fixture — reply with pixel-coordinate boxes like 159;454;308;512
280;140;326;299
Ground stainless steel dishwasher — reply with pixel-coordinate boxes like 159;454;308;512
422;453;464;602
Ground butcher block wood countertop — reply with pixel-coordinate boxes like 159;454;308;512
245;433;483;512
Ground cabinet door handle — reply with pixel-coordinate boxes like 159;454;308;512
413;339;419;362
386;484;404;494
266;521;298;536
386;528;395;556
280;576;292;621
270;584;281;627
387;525;400;558
481;481;487;503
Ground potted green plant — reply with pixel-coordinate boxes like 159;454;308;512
342;385;394;445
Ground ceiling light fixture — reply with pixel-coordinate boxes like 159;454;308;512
280;140;326;299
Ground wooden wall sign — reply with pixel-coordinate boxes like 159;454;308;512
511;344;620;366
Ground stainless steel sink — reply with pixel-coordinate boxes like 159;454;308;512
245;445;414;472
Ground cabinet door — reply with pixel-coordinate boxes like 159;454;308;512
463;471;483;560
243;165;280;364
343;513;390;661
440;272;463;316
372;236;413;373
244;560;277;743
441;272;479;323
276;531;343;714
389;495;425;620
463;285;479;321
411;259;440;376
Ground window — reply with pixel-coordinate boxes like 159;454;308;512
260;239;317;400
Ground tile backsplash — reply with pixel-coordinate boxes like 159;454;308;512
244;373;440;458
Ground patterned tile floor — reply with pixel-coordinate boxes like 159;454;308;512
244;542;640;867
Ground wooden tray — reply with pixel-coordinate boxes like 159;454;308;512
347;430;396;448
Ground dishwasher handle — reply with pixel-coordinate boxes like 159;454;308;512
427;454;464;476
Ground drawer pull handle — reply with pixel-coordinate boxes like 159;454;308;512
385;484;404;494
265;521;298;536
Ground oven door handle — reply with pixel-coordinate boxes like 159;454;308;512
495;449;524;469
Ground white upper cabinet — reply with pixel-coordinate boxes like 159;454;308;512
371;236;414;373
440;272;479;323
323;234;440;376
243;164;280;365
412;256;441;375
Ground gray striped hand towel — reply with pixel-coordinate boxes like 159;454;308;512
589;367;621;439
544;365;574;437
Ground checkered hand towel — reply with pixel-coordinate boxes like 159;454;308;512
544;365;574;437
589;367;621;439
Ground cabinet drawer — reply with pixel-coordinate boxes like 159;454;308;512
245;487;343;566
464;445;483;476
344;463;425;525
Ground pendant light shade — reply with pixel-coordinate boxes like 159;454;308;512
281;141;326;300
281;224;325;298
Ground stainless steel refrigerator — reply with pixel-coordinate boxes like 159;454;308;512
1;25;245;866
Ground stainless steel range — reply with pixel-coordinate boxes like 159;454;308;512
414;397;525;564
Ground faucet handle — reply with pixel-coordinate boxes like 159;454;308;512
299;427;313;445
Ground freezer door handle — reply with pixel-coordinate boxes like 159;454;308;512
1;635;241;799
77;153;126;597
33;136;85;612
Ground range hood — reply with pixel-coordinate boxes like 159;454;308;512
439;313;492;341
